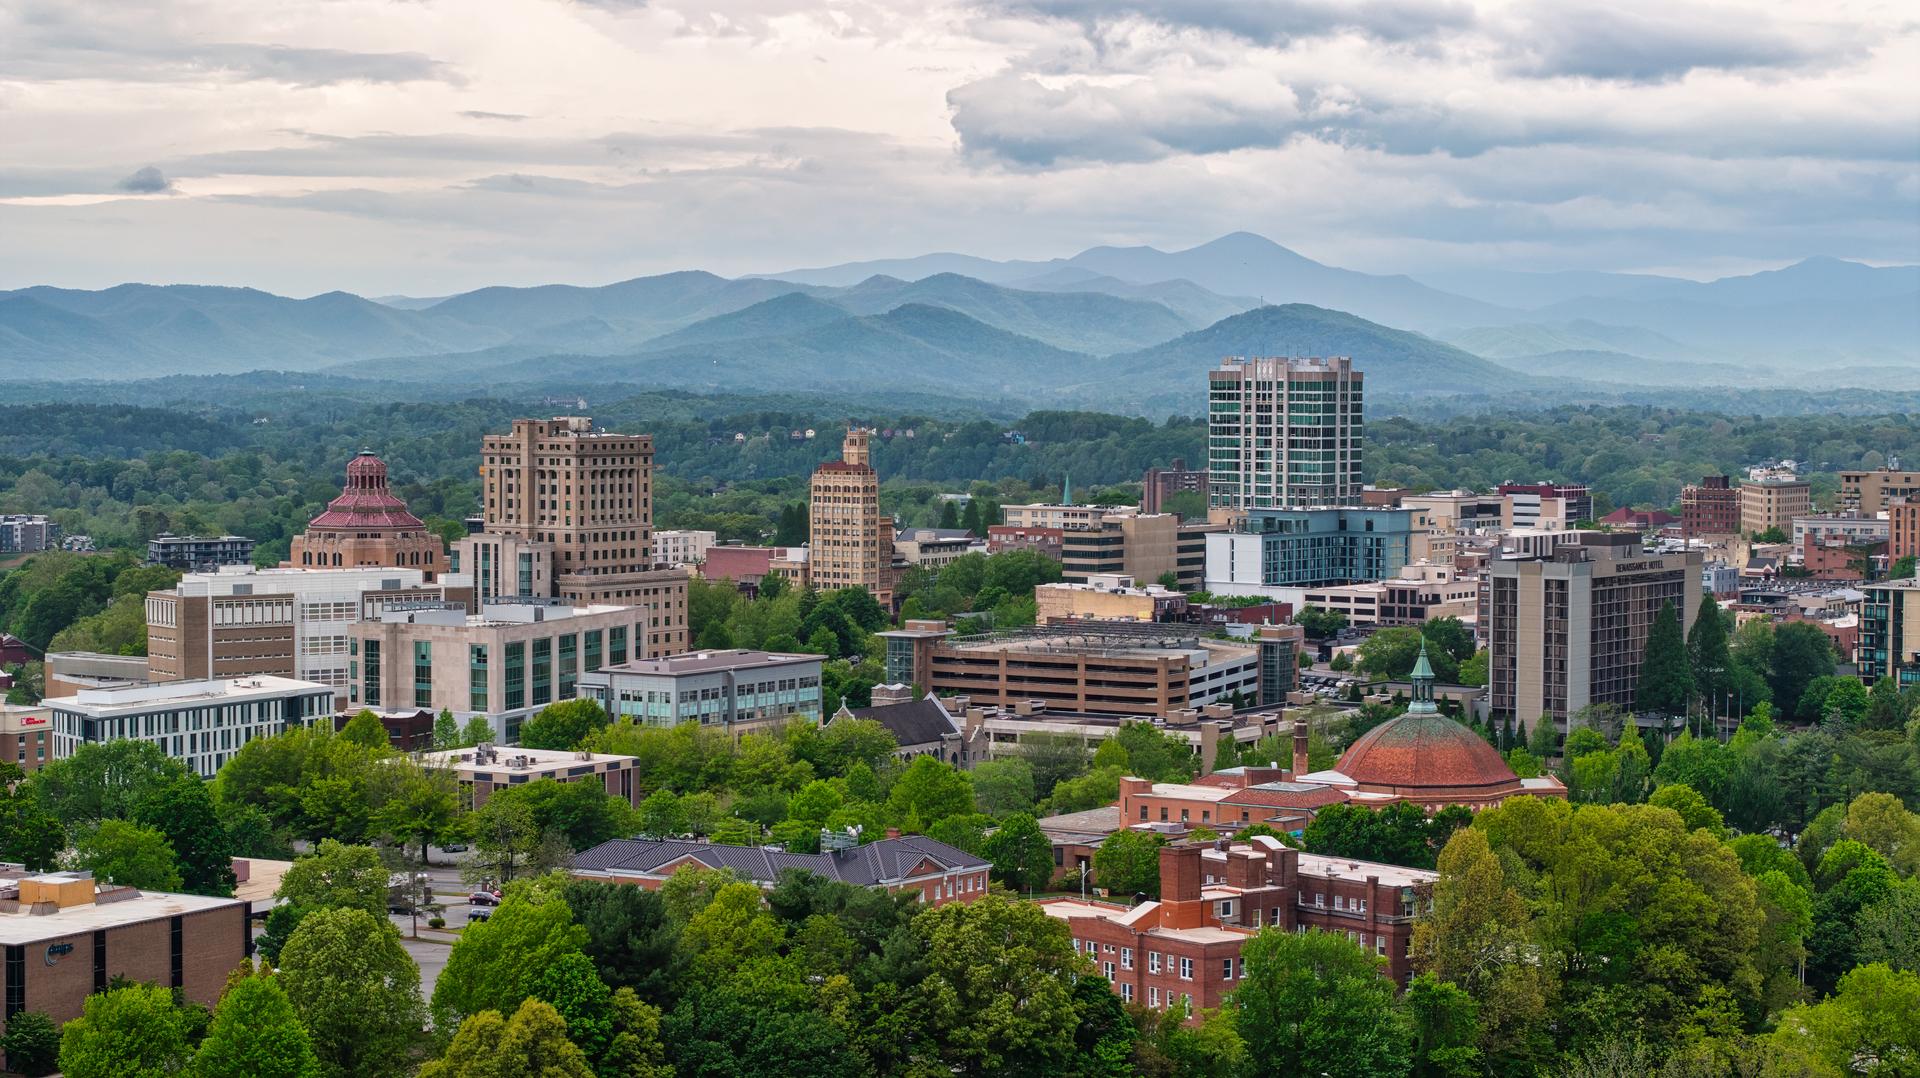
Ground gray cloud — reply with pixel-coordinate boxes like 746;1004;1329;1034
990;0;1476;44
460;111;531;121
115;166;174;194
948;73;1306;166
1502;2;1869;82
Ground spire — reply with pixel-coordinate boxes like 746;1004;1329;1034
1062;473;1072;506
1407;637;1437;715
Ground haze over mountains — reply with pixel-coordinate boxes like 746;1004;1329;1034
2;233;1912;412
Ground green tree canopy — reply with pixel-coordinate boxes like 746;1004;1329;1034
277;907;425;1078
419;998;594;1078
70;818;183;891
1234;928;1412;1076
518;699;610;752
1634;599;1693;715
57;984;190;1078
192;969;321;1078
275;839;389;917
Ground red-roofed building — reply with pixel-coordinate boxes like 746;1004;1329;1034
1599;507;1679;529
289;452;446;579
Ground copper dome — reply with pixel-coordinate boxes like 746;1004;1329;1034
1335;712;1518;790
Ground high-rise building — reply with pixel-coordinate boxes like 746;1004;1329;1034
1141;458;1207;514
1681;475;1741;537
1740;473;1811;537
1859;578;1920;689
1838;467;1920;516
809;429;891;606
477;416;687;657
1488;532;1702;725
1207;356;1363;511
289;451;447;579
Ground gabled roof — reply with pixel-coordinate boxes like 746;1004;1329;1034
846;696;958;748
573;834;987;887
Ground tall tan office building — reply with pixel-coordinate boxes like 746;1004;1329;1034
1740;475;1811;537
1838;468;1920;516
810;429;890;606
478;417;687;656
1207;356;1363;511
1488;533;1702;725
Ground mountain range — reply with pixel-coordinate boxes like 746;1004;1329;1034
3;233;1913;409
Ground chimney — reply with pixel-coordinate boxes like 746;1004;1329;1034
1225;849;1261;890
885;827;902;840
1291;720;1310;776
1159;843;1202;903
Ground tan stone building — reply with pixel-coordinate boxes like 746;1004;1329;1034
415;744;645;810
477;416;688;656
288;452;446;579
348;599;648;743
1035;575;1187;623
809;430;891;606
1890;499;1918;566
1839;467;1920;516
1740;474;1812;537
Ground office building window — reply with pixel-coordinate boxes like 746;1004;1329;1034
505;642;526;710
558;634;578;700
532;638;553;707
470;645;490;712
363;639;382;707
584;630;603;673
413;640;433;709
609;626;628;666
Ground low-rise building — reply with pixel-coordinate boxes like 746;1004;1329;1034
0;703;53;772
578;649;824;735
1035;574;1187;623
830;686;967;765
44;676;335;777
1400;491;1504;533
0;871;248;1033
146;565;473;691
894;528;980;571
414;743;644;809
41;652;149;698
145;534;256;572
1838;467;1920;516
1043;838;1437;1016
653;530;717;569
349;599;646;744
0;515;59;554
1203;508;1416;602
1499;483;1593;530
1299;562;1478;628
1682;475;1742;538
1792;515;1890;550
571;832;990;905
986;525;1065;561
695;546;808;594
1741;471;1812;537
1142;458;1207;515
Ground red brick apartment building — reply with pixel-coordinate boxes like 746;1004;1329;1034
1043;838;1436;1015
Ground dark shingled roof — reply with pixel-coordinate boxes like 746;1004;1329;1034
847;698;958;749
574;834;986;887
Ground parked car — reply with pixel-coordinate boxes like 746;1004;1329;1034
442;842;469;853
468;890;500;906
467;909;491;923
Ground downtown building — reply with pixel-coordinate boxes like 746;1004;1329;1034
464;416;689;657
287;451;447;579
1859;578;1920;690
1207;356;1363;512
809;429;892;607
44;676;335;777
1681;475;1742;538
1488;532;1702;725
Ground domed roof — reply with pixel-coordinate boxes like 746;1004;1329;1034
1335;712;1518;790
307;451;425;531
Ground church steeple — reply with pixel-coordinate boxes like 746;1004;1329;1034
1407;637;1438;715
1061;473;1072;506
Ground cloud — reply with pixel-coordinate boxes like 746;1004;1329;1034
195;44;459;87
1500;1;1870;82
460;110;530;121
990;0;1475;45
948;72;1306;165
115;166;174;194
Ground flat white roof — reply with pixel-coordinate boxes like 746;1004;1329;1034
47;676;332;716
416;745;637;773
0;883;240;944
1294;851;1438;887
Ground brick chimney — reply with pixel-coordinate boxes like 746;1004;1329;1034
1225;848;1262;890
869;683;913;706
1159;843;1202;903
1291;719;1310;776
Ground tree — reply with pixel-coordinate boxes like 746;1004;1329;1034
1634;599;1692;716
1093;828;1165;898
518;699;609;752
1457;649;1489;688
339;710;390;750
374;765;460;863
967;757;1037;818
1770;963;1920;1077
1113;721;1196;783
1406;974;1482;1078
0;762;65;870
33;738;191;824
907;892;1082;1074
983;812;1053;893
434;886;590;1029
1648;783;1726;836
1421;617;1476;664
70;819;183;891
276;839;389;917
419;999;594;1078
432;709;460;749
1235;928;1412;1076
1686;595;1730;713
0;1010;59;1077
135;774;236;896
1294;606;1348;639
277;907;425;1078
57;984;190;1078
886;755;975;829
1359;626;1450;681
460;715;495;746
1769;622;1835;719
497;778;632;851
560;879;686;1006
192;971;321;1078
468;790;542;884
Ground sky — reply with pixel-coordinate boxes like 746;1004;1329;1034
1;0;1916;296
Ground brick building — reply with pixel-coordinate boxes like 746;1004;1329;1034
1141;458;1207;515
0;704;52;773
288;452;446;579
1681;475;1741;537
0;871;248;1042
1043;838;1437;1015
415;744;645;810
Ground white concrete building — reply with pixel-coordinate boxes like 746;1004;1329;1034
578;649;824;735
653;530;718;569
44;676;335;777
